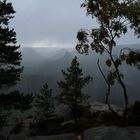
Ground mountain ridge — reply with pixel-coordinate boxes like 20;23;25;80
4;44;140;106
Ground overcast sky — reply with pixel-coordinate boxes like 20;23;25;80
10;0;139;48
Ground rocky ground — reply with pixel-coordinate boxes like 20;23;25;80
83;126;140;140
6;102;140;140
9;125;140;140
9;133;75;140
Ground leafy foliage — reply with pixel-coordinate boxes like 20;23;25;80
76;0;140;117
57;57;92;123
120;49;140;69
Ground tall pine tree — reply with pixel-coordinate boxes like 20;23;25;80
57;56;92;124
0;0;23;129
0;0;22;88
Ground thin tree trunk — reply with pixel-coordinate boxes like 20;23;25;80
97;59;120;118
109;54;129;118
115;68;128;118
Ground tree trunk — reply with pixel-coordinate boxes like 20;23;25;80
109;54;129;119
97;59;120;118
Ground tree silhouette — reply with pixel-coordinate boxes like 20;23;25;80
34;83;55;132
76;0;140;118
57;57;92;124
0;91;33;128
0;91;33;111
0;0;28;129
0;0;22;88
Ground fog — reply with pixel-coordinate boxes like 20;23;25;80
10;0;140;49
4;45;139;106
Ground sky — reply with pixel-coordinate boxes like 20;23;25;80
10;0;140;48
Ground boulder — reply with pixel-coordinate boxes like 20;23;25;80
83;126;140;140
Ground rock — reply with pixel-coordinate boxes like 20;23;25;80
9;126;140;140
90;102;122;113
9;133;75;140
9;133;28;140
61;120;75;126
83;126;140;140
32;133;75;140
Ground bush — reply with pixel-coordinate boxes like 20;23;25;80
30;118;63;135
127;101;140;126
10;118;24;134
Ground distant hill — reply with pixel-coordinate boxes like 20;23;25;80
4;44;140;106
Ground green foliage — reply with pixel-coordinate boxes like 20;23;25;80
77;0;140;60
120;49;140;69
57;56;92;123
0;0;22;88
0;0;24;129
34;83;55;123
80;0;140;37
106;59;112;67
0;91;33;128
107;71;123;85
76;0;140;117
11;117;24;134
0;112;9;129
0;90;33;111
11;91;33;112
127;101;140;125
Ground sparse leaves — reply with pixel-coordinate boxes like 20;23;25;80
120;49;140;69
76;0;140;117
106;59;112;67
114;58;121;67
77;0;140;54
77;30;89;43
107;71;117;85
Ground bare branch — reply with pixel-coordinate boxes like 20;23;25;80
97;59;108;84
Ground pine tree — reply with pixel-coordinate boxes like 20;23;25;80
34;83;55;132
0;0;22;88
57;56;92;124
0;0;23;129
0;91;33;129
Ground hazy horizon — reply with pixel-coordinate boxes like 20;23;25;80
11;0;140;49
5;44;140;107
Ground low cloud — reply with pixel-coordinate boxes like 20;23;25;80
11;0;139;48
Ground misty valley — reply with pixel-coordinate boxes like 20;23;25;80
7;45;140;105
0;0;140;140
1;45;140;138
